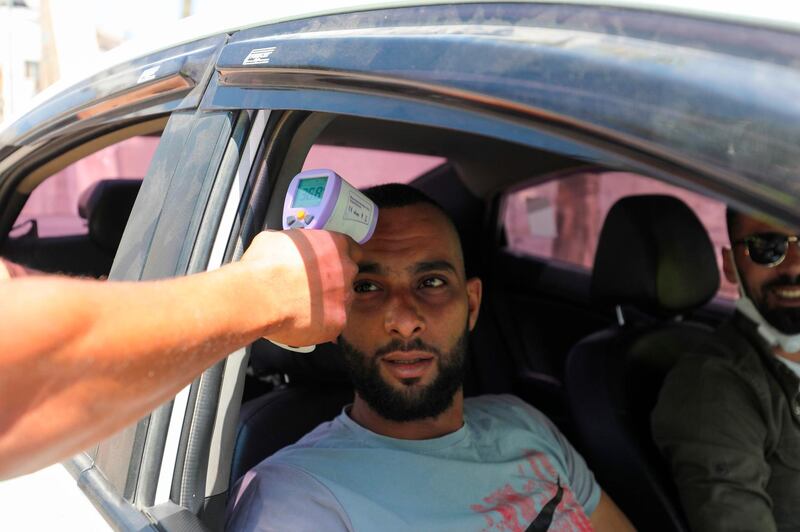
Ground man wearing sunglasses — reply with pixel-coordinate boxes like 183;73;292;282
653;209;800;532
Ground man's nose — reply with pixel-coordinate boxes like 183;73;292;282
384;291;425;338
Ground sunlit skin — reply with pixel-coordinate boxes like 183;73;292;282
723;213;800;363
342;203;482;440
0;229;360;480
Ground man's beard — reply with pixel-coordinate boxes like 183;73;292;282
338;329;468;422
752;274;800;334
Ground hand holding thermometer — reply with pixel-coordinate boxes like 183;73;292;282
272;169;379;353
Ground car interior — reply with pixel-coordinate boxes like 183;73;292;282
224;112;735;532
3;178;143;277
1;111;737;532
0;118;166;278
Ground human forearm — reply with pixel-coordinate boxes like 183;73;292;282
589;491;635;531
673;476;776;532
0;229;359;479
0;265;274;478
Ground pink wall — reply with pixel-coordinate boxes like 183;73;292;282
13;136;160;237
303;145;445;188
504;171;737;299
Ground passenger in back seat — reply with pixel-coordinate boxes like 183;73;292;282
227;184;632;532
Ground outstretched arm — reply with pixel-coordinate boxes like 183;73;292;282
0;229;359;480
590;491;635;531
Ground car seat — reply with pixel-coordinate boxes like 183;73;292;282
78;178;143;255
2;178;142;277
230;341;354;487
564;195;721;532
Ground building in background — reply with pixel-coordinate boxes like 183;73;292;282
0;0;42;123
0;0;127;124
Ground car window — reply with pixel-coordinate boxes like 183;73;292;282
10;135;160;238
503;169;737;299
303;144;446;188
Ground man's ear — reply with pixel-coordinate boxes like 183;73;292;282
466;277;482;331
722;247;738;285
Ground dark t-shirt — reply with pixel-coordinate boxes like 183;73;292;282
652;312;800;532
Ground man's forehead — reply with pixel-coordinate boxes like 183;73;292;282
368;204;454;242
358;259;458;277
360;204;464;274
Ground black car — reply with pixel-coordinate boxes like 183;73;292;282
1;2;799;530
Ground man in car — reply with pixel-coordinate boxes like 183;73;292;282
0;229;359;480
227;184;632;531
653;209;800;532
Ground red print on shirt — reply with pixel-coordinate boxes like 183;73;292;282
469;451;594;532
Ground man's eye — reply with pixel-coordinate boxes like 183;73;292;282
420;277;446;289
354;281;380;293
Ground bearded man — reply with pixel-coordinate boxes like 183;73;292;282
226;184;632;531
653;209;800;532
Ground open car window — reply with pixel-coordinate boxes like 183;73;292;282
10;135;160;239
503;169;737;299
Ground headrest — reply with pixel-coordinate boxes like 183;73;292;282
78;179;142;254
591;195;719;315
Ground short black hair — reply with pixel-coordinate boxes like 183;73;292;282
362;183;443;211
362;183;465;269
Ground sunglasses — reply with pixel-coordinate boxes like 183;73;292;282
734;232;800;267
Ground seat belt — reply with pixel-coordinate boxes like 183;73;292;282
525;478;563;532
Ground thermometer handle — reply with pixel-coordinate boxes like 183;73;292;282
270;341;316;354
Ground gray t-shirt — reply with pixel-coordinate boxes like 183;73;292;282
227;394;600;531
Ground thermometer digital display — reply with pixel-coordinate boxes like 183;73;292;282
292;177;328;208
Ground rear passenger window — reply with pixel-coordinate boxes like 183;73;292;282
303;144;446;187
503;170;736;299
11;135;159;238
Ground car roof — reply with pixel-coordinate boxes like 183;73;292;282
3;0;799;131
60;0;800;69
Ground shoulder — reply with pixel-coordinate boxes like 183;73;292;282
466;394;560;438
227;462;351;531
662;323;769;401
653;325;773;439
467;393;549;418
236;413;350;486
271;412;350;455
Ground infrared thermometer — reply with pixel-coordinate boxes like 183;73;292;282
282;169;378;242
273;169;379;353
